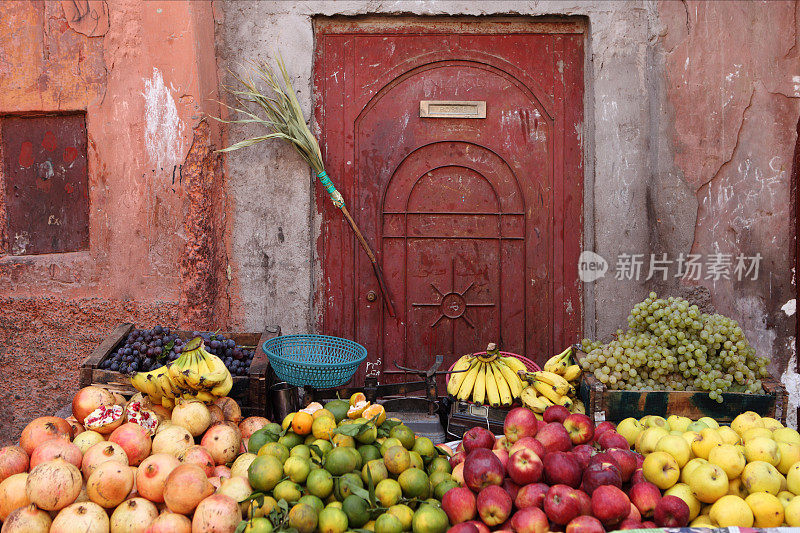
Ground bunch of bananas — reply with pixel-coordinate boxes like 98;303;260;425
447;343;528;407
520;346;585;415
130;337;233;408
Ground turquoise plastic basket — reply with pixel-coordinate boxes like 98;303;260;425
263;334;367;388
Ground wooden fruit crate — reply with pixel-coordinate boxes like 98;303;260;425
446;400;511;439
575;349;788;424
79;323;281;417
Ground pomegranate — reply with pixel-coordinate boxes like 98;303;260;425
25;458;82;511
110;497;159;532
84;404;125;435
208;404;225;427
1;503;51;532
214;465;232;480
149;404;172;422
155;420;175;434
19;416;72;454
113;392;127;405
72;386;116;425
217;475;252;513
230;453;257;478
75;482;90;503
109;422;152;466
73;430;105;454
163;464;214;514
215;397;243;424
136;453;180;503
129;465;139;496
208;476;222;489
178;445;216;477
171;400;212;437
86;460;134;508
30;437;82;469
0;446;29;482
126;401;160;436
147;511;192;533
201;423;242;465
66;416;85;437
240;438;248;454
50;501;109;533
82;441;129;477
192;494;241;532
0;473;29;521
152;425;194;458
238;417;269;439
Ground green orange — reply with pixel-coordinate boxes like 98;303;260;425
362;459;390;485
375;513;404;533
288;503;318;533
248;455;284;492
306;468;334;499
411;505;449;533
388;505;414;531
399;468;430;499
317;507;349;533
324;446;357;475
384;445;411;475
342;495;370;529
376;478;403;507
390;425;416;450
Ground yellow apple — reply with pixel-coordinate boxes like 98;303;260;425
616;417;644;447
635;426;669;455
642;451;680;490
669;430;684;437
687;420;709;433
742;427;774;443
774;427;800;446
698;417;719;429
665;482;702;520
777;442;800;474
746;492;784;527
742;460;783;495
688;463;729;503
787;496;800;526
710;495;754;527
732;411;764;436
763;417;784;431
728;477;749;499
717;426;742;446
667;415;692;433
787;462;800;495
690;515;717;527
779;490;795;508
645;416;670;431
655;434;692;468
681;458;709;484
709;443;746;479
691;428;723;460
744;436;781;466
682;430;701;448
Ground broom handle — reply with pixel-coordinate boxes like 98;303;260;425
318;171;397;317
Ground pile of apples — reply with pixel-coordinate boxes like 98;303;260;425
443;405;690;533
620;411;800;528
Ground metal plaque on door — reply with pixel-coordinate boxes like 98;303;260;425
419;100;486;119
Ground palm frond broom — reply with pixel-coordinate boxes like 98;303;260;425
217;59;396;317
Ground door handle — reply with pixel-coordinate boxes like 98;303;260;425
366;290;377;302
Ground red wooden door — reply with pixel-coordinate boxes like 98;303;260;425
315;19;584;386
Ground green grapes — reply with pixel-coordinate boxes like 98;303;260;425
578;292;766;402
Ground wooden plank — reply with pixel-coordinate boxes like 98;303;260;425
79;323;134;387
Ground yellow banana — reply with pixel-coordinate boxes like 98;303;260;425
484;365;501;407
447;355;473;396
563;365;582;383
472;363;486;405
476;343;500;363
495;360;524;399
494;364;513;405
500;356;527;376
554;395;573;409
456;361;481;401
543;346;573;375
211;373;233;397
533;379;566;404
520;386;538;409
531;371;573;396
194;390;218;403
161;396;174;409
199;351;231;388
571;399;586;414
525;394;553;414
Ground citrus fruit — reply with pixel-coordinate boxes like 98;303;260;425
348;402;371;420
292;411;314;435
433;479;459;500
413;437;436;464
388;504;414;531
280;432;304;449
291;445;311;459
359;444;382;463
288;503;318;533
282;413;295;431
274;479;303;503
362;459;390;485
364;520;376;532
313;417;337;440
325;400;350;422
318;507;349;533
350;392;367;406
375;513;404;533
314;408;336;421
356;423;378;444
259;441;290;463
381;438;404;456
325;446;358;475
424;498;441;508
298;494;324;515
345;446;364;470
376;478;403;507
390;425;416;450
336;472;365;500
302;402;324;415
412;505;449;533
332;434;356;448
385;445;412;475
409;451;424;470
399;468;430;499
428;471;451;489
306;468;334;499
326;501;343;510
249;455;284;492
342;495;371;528
284;456;312;484
248;495;278;518
428;457;451;474
363;404;387;425
312;439;333;456
249;427;279;453
244;517;274;533
305;434;317;445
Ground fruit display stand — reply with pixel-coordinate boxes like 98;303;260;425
79;323;281;417
447;401;511;439
575;347;789;424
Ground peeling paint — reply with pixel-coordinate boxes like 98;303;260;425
781;337;799;429
783;299;796;317
143;67;185;172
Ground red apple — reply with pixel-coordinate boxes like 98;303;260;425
476;485;513;526
494;436;511;451
581;461;622;495
629;468;645;485
628;481;661;518
543;405;571;424
544;484;582;525
442;486;477;524
457;442;465;453
463;448;505;492
493;448;510;470
593;421;615;440
507;448;544;485
543;451;582;488
565;515;605;533
515;483;549;509
597;431;629;450
570;444;596;470
642;521;656;529
502;478;521;502
450;450;467;468
616;519;644;530
510;507;549;533
467;521;490;533
575;489;592;516
563;414;594;445
447;524;479;533
653;495;690;527
591;485;631;528
463;427;496;453
604;448;637;482
627;503;641;522
510;436;545;458
453;463;465;485
505;407;540;443
634;453;644;469
535;423;572;455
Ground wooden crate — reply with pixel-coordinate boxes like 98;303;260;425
80;323;281;417
446;401;510;439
